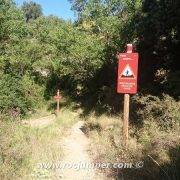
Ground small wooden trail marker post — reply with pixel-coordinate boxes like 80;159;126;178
57;89;60;112
54;89;61;116
117;44;139;147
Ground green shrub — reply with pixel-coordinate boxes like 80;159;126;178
0;74;44;117
131;94;180;130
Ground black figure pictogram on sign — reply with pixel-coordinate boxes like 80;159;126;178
120;64;135;79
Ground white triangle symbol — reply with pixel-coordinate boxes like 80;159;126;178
120;64;135;78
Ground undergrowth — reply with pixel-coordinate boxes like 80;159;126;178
85;94;180;180
0;105;79;179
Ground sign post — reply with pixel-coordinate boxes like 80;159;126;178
117;44;139;146
123;93;130;146
54;89;61;116
57;89;60;112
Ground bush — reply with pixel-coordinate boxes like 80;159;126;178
0;74;44;117
131;94;180;130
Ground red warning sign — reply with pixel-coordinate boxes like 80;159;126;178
117;52;139;94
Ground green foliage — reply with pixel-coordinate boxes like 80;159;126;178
0;0;26;45
68;0;88;18
0;0;179;115
131;94;180;130
0;1;179;179
0;74;44;116
136;0;180;95
21;1;43;22
0;0;44;117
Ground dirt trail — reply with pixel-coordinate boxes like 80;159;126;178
57;121;106;180
24;114;106;179
23;114;56;128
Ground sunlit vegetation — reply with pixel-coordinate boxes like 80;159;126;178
0;0;179;179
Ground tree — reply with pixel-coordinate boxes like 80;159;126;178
134;0;180;97
21;1;43;22
68;0;87;19
0;0;44;116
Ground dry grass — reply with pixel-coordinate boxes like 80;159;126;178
1;95;179;179
84;111;180;180
26;106;80;179
0;106;80;179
